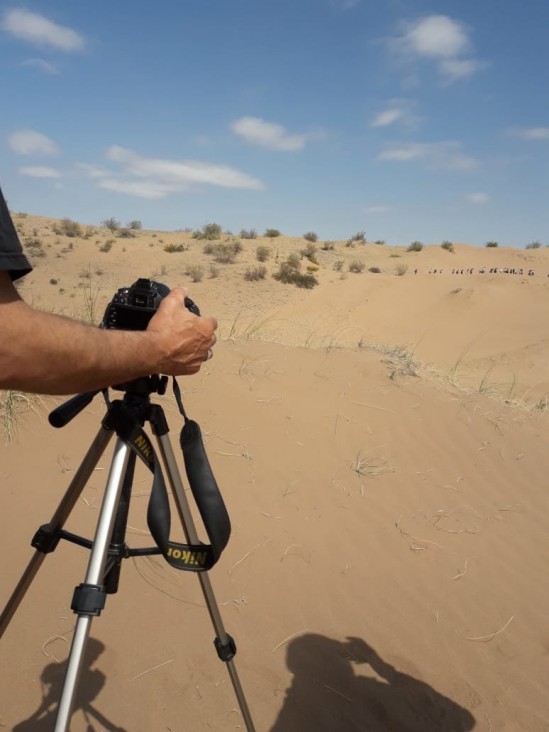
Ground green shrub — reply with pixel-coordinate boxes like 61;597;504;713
441;241;454;252
25;237;46;257
349;231;366;243
256;245;271;262
368;266;381;273
485;241;498;248
193;223;223;240
374;240;385;246
164;243;186;253
240;228;258;239
349;260;365;273
264;228;281;238
202;240;241;263
244;265;267;281
127;220;142;230
54;218;82;237
303;231;318;243
407;241;424;252
273;255;318;288
101;217;120;232
301;242;318;263
321;241;335;250
117;228;135;238
525;241;541;249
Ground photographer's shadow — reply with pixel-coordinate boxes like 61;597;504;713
14;637;127;732
271;634;476;732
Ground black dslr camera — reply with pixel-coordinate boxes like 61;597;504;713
102;278;200;331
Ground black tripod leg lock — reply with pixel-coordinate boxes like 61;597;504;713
71;583;107;617
214;634;237;663
31;524;62;554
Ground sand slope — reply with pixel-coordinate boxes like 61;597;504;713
1;216;548;730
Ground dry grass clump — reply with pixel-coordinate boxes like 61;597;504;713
203;240;242;263
163;243;188;253
185;264;205;282
368;266;381;274
407;241;424;252
25;237;46;258
349;260;365;273
0;390;42;442
53;218;83;237
395;264;408;276
244;265;267;281
256;245;271;262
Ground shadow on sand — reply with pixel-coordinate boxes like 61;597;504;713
270;634;476;732
13;637;127;732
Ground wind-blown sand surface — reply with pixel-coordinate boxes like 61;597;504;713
1;216;548;731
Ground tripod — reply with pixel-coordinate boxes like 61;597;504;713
0;376;255;732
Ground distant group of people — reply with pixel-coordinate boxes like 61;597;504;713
420;267;538;276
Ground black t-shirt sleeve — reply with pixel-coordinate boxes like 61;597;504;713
0;186;33;281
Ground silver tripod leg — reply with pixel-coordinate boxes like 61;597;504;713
54;438;131;732
155;433;256;732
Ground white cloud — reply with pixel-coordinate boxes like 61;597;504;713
19;166;61;178
466;192;490;204
391;15;479;82
9;130;59;156
106;145;263;189
378;141;478;170
2;9;85;51
515;127;549;140
98;179;178;199
231;117;308;151
83;146;263;199
20;58;59;74
371;108;404;127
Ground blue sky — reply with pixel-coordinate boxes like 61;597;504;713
0;0;547;246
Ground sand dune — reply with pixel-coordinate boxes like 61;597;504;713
1;216;548;730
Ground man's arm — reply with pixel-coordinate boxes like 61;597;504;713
0;272;217;395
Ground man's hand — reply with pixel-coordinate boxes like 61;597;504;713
146;287;218;375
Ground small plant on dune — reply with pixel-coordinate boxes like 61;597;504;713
240;228;258;239
117;228;135;238
244;265;267;281
321;241;335;250
54;218;83;238
127;220;142;230
101;217;120;232
375;240;385;246
193;223;223;240
407;241;424;252
395;264;408;276
185;264;204;282
301;242;318;264
441;241;454;252
273;254;318;288
209;264;220;279
368;266;381;274
1;390;41;442
485;241;498;247
203;240;241;264
164;243;187;253
333;260;344;272
256;245;271;262
25;237;46;258
265;228;281;238
303;231;318;243
525;241;541;249
349;260;365;273
99;240;114;253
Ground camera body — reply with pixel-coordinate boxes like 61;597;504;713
102;278;200;331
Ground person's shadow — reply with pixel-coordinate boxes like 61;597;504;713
13;637;127;731
271;634;476;731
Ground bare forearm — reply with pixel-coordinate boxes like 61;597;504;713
0;300;161;394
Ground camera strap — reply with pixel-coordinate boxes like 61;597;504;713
105;387;231;572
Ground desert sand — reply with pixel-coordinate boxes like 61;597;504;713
1;216;548;731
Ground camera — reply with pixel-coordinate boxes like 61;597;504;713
102;278;200;331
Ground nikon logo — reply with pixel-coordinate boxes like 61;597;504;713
167;547;208;566
132;434;152;460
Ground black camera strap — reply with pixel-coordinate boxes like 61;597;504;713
105;388;231;572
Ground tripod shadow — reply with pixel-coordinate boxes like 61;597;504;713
14;637;127;732
270;634;476;732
